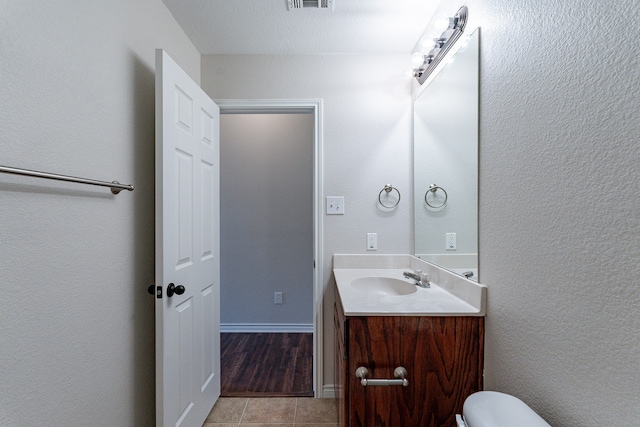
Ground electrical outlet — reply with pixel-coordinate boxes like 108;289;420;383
367;233;377;251
274;292;283;304
446;233;456;250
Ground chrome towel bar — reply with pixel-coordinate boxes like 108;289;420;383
0;165;134;194
355;366;409;387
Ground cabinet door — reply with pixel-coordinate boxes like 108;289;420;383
347;316;483;427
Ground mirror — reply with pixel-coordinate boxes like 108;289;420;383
413;29;479;280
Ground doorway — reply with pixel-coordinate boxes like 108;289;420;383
216;99;323;397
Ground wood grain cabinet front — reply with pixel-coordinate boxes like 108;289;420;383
334;288;484;427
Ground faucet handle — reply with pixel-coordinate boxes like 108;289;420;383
420;271;431;283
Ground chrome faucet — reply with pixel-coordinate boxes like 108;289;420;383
403;270;431;288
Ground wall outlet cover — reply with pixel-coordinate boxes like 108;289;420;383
367;233;377;251
274;292;283;304
446;233;457;250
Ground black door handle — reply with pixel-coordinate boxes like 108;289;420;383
167;283;185;297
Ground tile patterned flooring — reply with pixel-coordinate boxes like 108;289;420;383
203;397;338;427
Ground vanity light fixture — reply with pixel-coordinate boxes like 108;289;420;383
287;0;335;10
412;6;468;85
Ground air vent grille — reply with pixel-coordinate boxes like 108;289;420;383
287;0;334;10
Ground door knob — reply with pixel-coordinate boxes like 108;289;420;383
167;283;185;297
148;284;161;298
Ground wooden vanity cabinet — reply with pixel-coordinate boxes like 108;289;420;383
334;289;484;427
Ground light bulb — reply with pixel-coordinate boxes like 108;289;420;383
411;52;425;67
419;37;432;52
434;15;450;33
405;67;418;79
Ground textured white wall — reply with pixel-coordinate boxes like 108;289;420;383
201;53;414;390
454;0;639;424
0;1;199;425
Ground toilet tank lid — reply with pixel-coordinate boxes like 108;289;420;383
463;391;552;427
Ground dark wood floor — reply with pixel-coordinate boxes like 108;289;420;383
220;332;314;397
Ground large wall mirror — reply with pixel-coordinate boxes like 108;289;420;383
413;29;479;279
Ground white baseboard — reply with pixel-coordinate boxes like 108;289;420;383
321;384;336;399
220;323;314;333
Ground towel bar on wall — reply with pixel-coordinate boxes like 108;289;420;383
0;165;134;194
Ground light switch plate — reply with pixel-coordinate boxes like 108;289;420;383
326;196;345;215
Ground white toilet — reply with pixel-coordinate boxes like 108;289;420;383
456;391;552;427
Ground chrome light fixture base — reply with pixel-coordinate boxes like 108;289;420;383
414;6;468;85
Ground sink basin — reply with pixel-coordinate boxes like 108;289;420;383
350;277;417;296
333;255;487;315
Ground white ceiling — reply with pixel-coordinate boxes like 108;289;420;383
161;0;440;55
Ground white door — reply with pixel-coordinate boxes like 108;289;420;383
155;49;220;427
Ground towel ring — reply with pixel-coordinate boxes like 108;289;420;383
378;184;401;208
425;184;447;208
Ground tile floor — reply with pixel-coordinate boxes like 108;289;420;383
203;397;338;427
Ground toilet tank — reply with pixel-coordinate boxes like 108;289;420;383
459;391;552;427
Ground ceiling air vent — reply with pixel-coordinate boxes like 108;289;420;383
287;0;335;10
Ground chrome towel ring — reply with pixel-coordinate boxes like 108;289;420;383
425;184;447;208
378;184;401;208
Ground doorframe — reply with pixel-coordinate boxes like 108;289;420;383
214;99;324;397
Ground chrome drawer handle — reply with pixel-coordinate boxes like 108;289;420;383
355;366;409;387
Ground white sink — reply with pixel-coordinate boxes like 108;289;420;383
350;277;417;296
333;254;487;316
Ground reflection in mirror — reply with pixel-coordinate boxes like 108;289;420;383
413;29;479;280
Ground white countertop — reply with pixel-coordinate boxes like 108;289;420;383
333;254;486;317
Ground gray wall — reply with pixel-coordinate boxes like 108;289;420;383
220;113;314;327
0;1;199;425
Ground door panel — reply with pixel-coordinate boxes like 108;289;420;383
155;49;220;427
347;316;483;427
